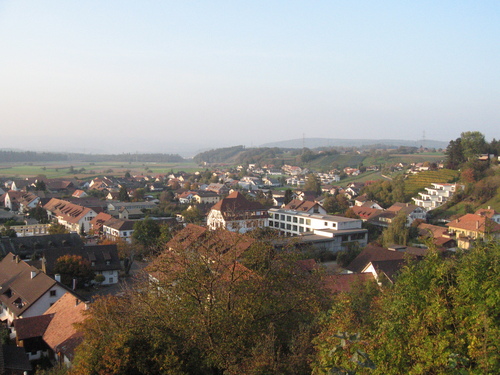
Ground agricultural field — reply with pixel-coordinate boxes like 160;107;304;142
0;161;201;179
404;169;460;196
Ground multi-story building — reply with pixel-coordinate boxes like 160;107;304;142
207;191;268;233
412;183;462;211
268;206;368;252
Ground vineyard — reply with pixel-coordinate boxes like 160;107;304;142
404;169;460;197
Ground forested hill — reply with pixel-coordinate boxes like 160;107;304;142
0;150;185;163
192;146;292;165
193;145;445;169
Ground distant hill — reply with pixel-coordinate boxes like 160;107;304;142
260;138;448;150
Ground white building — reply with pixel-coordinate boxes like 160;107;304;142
412;183;462;211
268;208;368;252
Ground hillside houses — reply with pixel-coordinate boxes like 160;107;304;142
412;183;462;211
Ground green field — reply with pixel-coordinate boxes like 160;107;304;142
0;161;201;179
404;169;460;196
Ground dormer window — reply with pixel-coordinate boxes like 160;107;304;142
4;289;12;298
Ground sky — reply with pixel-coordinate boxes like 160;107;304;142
0;1;499;156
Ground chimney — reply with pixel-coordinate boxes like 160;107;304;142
72;278;77;290
55;274;61;283
31;270;36;279
16;255;20;263
476;221;479;230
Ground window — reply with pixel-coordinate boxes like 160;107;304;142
281;215;285;221
306;219;311;225
299;226;304;233
293;217;297;223
325;222;328;226
109;278;113;283
293;225;297;231
275;213;280;219
286;224;291;230
286;216;291;222
299;218;304;224
50;290;56;297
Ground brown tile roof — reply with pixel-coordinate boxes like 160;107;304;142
43;198;95;224
323;273;375;294
475;208;499;218
0;253;57;317
210;191;267;219
284;199;320;212
13;314;53;340
90;212;113;232
447;214;500;233
387;202;420;215
103;218;135;231
346;244;414;274
351;206;383;220
418;223;449;238
43;292;87;360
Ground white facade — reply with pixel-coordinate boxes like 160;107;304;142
207;209;268;234
412;183;461;212
268;209;368;251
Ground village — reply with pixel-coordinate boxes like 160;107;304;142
0;136;499;374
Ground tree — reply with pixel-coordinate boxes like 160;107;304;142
132;217;161;251
314;242;500;374
304;174;322;196
48;223;69;235
72;232;328;374
0;226;17;238
460;131;487;161
284;189;294;205
53;254;94;288
118;186;130;202
181;206;204;224
381;211;409;246
35;179;47;191
29;206;49;223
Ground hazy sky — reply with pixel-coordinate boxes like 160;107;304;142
1;1;498;155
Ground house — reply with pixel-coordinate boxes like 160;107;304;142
89;212;114;236
0;343;32;374
72;189;88;198
41;245;121;285
43;198;97;233
193;191;220;205
207;191;268;233
13;292;87;366
0;254;68;333
3;190;40;212
148;224;255;286
283;199;326;214
346;244;422;284
102;218;135;243
446;213;500;249
386;203;427;226
351;206;384;222
475;207;500;224
0;233;84;259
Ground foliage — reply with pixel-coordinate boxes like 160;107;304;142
48;223;69;235
181;206;205;224
54;254;94;288
132;217;161;250
304;174;322;195
0;226;17;237
29;206;50;223
314;242;500;374
336;243;362;268
284;189;294;205
118;186;130;202
72;233;328;374
381;211;409;246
